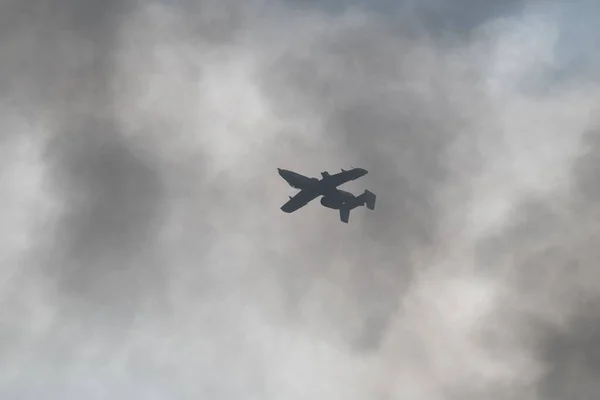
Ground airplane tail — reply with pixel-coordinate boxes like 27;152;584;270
357;190;376;210
339;190;375;223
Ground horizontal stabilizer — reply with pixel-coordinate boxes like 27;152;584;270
360;190;376;210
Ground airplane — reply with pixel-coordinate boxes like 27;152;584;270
278;167;375;223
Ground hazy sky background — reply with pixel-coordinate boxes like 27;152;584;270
1;0;600;399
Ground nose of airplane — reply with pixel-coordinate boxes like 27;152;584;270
355;168;368;176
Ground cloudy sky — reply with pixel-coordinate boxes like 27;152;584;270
1;0;600;398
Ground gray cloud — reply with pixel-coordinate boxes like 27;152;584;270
474;126;600;398
2;0;600;399
46;124;167;318
282;0;526;35
539;301;600;400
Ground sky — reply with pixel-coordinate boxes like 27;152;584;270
1;0;600;399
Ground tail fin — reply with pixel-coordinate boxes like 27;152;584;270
339;207;350;223
357;190;376;210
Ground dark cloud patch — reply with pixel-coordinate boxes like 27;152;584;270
58;0;132;38
2;0;159;317
571;130;600;203
0;0;131;33
282;0;526;36
0;0;134;110
414;0;526;36
532;130;600;399
46;125;167;318
537;302;600;400
163;0;271;46
472;126;600;399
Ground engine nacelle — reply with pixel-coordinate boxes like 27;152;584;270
320;196;339;209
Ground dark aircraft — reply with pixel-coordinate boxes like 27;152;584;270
278;167;376;223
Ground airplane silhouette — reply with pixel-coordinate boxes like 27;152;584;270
278;167;375;223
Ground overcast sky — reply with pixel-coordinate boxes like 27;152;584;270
1;0;600;399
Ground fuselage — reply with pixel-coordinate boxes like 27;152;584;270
320;190;361;210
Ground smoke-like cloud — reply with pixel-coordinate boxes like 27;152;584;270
2;0;599;398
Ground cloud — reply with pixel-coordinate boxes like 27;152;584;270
1;0;600;399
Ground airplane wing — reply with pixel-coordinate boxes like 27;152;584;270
322;169;367;188
280;189;320;213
